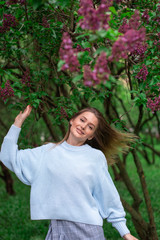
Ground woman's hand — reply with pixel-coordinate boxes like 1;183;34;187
14;105;32;128
123;233;139;240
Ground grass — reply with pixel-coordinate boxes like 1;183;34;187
0;153;160;240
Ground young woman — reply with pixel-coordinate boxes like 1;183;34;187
0;105;139;240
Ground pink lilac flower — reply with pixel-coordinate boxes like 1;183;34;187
142;10;150;24
94;52;110;81
60;107;68;119
110;28;146;61
42;16;50;28
19;0;26;4
129;10;140;30
119;18;130;34
78;0;112;31
131;43;148;59
0;81;14;102
83;65;98;86
76;44;90;52
136;64;148;81
119;10;141;33
0;14;17;33
59;32;80;72
147;96;160;113
154;40;160;49
158;1;160;12
0;26;4;33
6;0;25;5
6;0;18;5
21;68;31;87
154;33;160;49
118;10;147;59
83;52;110;86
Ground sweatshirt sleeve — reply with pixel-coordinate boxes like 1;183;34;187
0;124;52;185
93;152;130;237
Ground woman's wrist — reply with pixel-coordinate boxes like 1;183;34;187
13;120;23;128
123;233;131;239
123;233;138;240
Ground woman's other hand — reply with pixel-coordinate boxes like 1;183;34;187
123;233;139;240
14;105;32;128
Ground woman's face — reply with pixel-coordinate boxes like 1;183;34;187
67;111;99;146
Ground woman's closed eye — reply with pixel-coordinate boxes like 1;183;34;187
80;118;85;122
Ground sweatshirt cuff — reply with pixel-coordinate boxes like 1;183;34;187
112;221;130;237
5;124;21;143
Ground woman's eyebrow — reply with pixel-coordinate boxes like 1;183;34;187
81;116;96;127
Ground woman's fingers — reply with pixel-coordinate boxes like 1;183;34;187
14;105;32;128
23;105;32;114
21;105;32;118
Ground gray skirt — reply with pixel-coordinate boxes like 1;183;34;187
45;219;106;240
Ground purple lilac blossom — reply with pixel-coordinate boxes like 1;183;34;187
59;32;80;72
0;14;17;33
42;16;50;28
83;52;110;86
0;81;14;102
147;96;160;113
142;10;150;24
110;28;146;61
78;0;112;31
21;68;31;87
6;0;25;5
136;64;148;81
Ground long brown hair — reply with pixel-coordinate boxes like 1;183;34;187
55;107;136;165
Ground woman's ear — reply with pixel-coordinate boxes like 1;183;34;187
70;120;73;126
88;135;94;141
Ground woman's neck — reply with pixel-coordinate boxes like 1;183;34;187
66;136;85;146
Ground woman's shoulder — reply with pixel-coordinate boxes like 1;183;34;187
39;142;55;152
87;145;106;162
88;145;105;155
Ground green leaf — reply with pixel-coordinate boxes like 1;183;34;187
108;75;117;83
93;47;109;56
133;93;147;106
97;30;108;38
96;28;121;41
57;60;65;72
52;0;71;9
130;90;138;94
30;0;44;10
109;6;118;15
81;41;91;48
89;34;98;42
51;29;57;38
77;51;93;65
104;81;111;89
17;92;22;99
72;74;83;83
145;60;152;66
34;99;41;104
153;56;158;60
76;33;90;40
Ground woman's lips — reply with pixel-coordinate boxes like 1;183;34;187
76;128;84;135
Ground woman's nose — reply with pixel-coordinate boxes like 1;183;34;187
81;123;86;130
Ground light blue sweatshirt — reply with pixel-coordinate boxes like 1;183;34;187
0;125;130;237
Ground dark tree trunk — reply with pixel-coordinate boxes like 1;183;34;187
131;150;158;240
0;162;15;195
